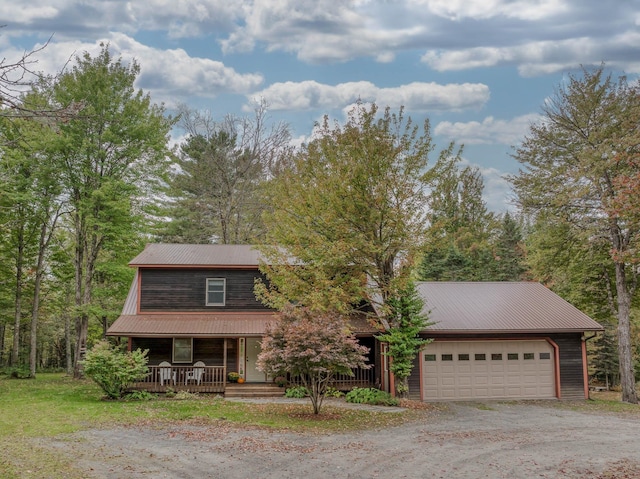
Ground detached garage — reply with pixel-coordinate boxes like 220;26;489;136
410;282;603;402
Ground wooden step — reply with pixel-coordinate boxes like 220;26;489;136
225;383;286;398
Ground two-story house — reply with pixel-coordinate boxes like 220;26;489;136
107;243;603;401
106;243;380;395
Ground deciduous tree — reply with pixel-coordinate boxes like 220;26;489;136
511;66;640;403
257;305;369;414
50;44;173;377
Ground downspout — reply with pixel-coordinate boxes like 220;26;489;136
582;333;598;400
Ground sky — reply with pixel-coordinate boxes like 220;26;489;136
1;0;639;212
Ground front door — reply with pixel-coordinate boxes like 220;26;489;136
245;337;265;382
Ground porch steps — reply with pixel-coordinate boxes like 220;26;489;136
224;383;286;398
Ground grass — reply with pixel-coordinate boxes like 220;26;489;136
0;373;430;479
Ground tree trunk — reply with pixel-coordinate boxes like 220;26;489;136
0;323;5;366
11;234;24;367
72;219;85;378
65;311;72;375
615;260;638;403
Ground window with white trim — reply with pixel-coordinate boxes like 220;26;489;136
206;278;226;306
173;338;193;363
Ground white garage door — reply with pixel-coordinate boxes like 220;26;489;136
421;340;556;401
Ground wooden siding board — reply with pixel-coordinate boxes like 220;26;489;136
550;333;586;400
139;268;273;312
408;355;421;400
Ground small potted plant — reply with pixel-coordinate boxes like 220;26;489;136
274;376;287;387
227;371;240;383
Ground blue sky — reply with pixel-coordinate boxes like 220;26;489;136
1;1;638;212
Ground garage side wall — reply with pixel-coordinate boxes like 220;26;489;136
549;333;587;400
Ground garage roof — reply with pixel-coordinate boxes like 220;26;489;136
418;282;603;333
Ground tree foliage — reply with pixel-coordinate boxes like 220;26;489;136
258;102;455;318
49;44;173;377
160;101;291;244
511;66;640;403
376;281;430;397
419;155;499;281
83;340;149;399
257;305;369;414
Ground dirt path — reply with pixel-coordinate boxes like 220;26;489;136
47;401;640;478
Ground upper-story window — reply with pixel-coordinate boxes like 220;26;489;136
206;278;226;306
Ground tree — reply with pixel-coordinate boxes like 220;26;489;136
0;88;64;374
418;155;497;281
50;44;173;377
376;281;430;397
160;101;291;244
0;36;81;122
511;66;640;403
491;211;528;281
257;305;369;414
257;103;455;396
258;102;455;313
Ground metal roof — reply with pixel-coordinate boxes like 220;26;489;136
129;244;264;267
110;254;602;337
418;282;603;333
107;313;277;337
107;312;380;337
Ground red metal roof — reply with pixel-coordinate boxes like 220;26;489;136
107;312;379;337
129;244;264;267
419;282;603;333
107;313;276;337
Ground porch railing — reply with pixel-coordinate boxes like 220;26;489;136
288;367;375;391
130;365;227;393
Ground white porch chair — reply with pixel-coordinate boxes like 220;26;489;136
158;361;175;386
185;361;205;385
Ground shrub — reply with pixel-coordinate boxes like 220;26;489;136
345;387;399;406
82;340;149;399
285;385;309;398
324;387;344;398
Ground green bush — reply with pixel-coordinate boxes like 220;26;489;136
285;385;309;398
324;387;344;398
345;387;399;406
82;340;149;399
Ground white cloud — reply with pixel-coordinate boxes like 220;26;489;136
479;164;516;213
435;114;543;145
14;34;264;106
419;0;568;21
422;33;640;76
249;80;490;112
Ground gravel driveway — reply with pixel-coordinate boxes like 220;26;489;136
51;400;640;479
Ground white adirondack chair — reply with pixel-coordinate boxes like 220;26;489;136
158;361;175;386
185;361;205;385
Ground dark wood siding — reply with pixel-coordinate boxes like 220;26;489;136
549;333;586;400
408;354;421;400
139;268;273;312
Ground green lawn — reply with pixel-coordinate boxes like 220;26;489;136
0;373;426;479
